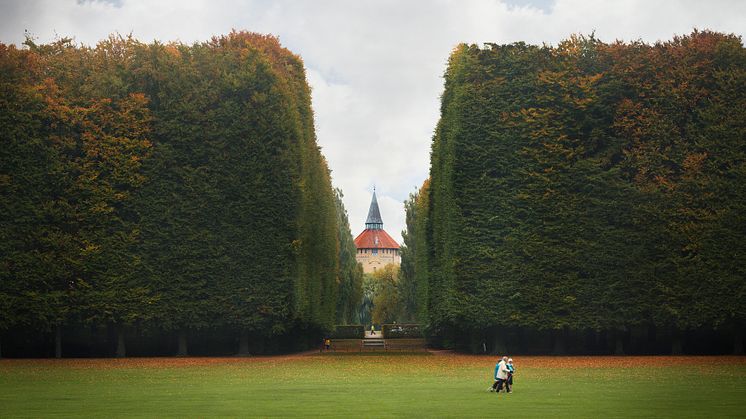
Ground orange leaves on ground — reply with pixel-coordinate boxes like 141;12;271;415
2;353;744;372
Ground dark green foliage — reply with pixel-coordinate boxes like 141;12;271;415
398;189;418;322
414;180;431;325
0;43;65;337
358;273;376;327
400;179;432;324
1;32;341;355
371;264;402;325
334;188;364;324
419;31;746;353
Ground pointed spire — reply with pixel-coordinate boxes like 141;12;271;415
365;189;383;230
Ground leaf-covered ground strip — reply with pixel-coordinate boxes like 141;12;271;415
1;354;744;417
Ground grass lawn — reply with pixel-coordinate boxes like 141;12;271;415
1;353;745;418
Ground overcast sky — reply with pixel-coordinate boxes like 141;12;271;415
2;0;745;243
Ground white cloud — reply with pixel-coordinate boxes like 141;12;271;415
2;0;745;243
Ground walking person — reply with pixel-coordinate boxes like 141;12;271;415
488;356;510;393
505;358;515;393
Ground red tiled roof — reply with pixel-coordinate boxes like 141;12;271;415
354;229;400;249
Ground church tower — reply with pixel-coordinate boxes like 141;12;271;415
354;189;400;273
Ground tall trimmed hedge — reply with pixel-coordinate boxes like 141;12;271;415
0;31;342;356
412;30;746;354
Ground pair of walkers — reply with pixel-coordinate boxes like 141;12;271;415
489;356;514;393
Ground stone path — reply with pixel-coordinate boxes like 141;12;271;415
364;331;380;339
362;331;385;350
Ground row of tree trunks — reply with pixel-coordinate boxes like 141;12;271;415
548;327;744;355
735;328;744;355
13;328;743;357
481;327;746;356
27;328;254;358
114;328;253;357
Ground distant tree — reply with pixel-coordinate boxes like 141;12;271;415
358;273;377;327
413;179;431;325
334;188;364;324
372;265;402;325
398;191;417;322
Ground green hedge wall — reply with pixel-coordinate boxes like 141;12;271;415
0;31;343;356
330;325;364;339
416;30;746;354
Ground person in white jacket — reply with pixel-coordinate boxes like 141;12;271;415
489;356;510;392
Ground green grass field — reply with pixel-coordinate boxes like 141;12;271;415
1;353;745;418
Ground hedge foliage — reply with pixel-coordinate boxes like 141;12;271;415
405;30;746;352
0;31;359;356
330;325;365;339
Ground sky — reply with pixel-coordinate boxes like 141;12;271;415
2;0;745;243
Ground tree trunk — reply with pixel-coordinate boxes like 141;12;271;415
176;331;188;356
629;325;647;354
647;324;657;354
0;335;3;358
552;329;565;355
611;329;625;355
734;327;744;355
238;330;250;356
614;334;625;355
594;329;604;352
468;331;484;354
116;327;126;358
55;326;62;358
671;328;683;355
491;333;507;355
671;338;683;355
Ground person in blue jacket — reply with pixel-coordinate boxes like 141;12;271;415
505;358;515;393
